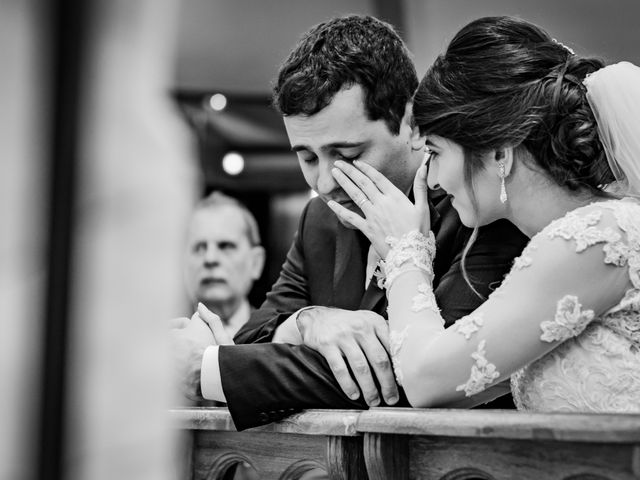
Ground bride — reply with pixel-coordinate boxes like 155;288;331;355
326;16;640;411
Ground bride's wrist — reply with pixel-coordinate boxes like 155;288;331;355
380;230;436;290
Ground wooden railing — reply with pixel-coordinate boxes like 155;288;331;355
170;407;640;480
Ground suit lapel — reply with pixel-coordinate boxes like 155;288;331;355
359;276;386;314
333;223;366;309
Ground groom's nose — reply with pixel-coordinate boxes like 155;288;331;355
316;158;339;195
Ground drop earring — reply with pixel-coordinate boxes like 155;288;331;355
498;161;508;203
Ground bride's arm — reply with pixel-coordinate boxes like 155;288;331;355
386;222;629;407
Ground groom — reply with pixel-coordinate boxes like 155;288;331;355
172;15;528;430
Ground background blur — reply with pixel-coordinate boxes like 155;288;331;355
2;1;639;479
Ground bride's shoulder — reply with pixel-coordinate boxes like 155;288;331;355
534;198;640;257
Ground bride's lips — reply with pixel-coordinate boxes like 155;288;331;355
200;277;226;286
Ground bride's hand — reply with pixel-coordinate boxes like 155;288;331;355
327;160;431;258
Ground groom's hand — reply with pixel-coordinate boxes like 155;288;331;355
297;306;399;406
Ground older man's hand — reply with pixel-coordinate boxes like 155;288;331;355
169;304;234;401
169;311;215;400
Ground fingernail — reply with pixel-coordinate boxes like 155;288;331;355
197;303;209;316
368;397;380;407
353;160;361;166
349;392;360;400
387;395;399;405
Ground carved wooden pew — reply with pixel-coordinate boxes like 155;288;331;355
170;407;640;480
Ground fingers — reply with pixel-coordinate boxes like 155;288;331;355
351;160;397;195
340;341;380;406
327;200;367;232
197;303;234;345
168;317;190;329
413;164;430;213
331;166;373;212
358;338;399;405
322;346;361;402
333;160;384;201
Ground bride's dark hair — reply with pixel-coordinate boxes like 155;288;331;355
413;16;614;294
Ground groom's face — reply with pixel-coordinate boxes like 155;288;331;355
283;84;420;227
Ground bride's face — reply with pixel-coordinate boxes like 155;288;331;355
426;135;505;227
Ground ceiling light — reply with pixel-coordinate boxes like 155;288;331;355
209;93;227;111
222;152;244;175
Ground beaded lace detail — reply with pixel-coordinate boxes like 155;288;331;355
454;313;484;340
412;283;440;313
456;340;500;396
511;200;640;413
380;230;436;289
540;295;595;343
389;327;410;386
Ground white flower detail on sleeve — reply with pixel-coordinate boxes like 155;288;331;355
389;326;410;386
455;340;500;396
513;255;533;270
628;255;640;289
453;313;484;340
411;283;440;314
603;241;630;267
540;295;595;343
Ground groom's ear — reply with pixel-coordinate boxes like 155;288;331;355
402;102;425;152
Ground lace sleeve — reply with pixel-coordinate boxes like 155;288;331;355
386;201;638;408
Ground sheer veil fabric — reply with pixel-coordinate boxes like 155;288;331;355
584;61;640;197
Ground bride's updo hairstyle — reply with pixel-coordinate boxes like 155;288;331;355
414;16;614;198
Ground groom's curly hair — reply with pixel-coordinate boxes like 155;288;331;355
272;15;417;135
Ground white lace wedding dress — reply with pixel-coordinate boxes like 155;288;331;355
509;199;640;412
386;198;640;412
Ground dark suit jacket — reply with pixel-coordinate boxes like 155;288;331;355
219;190;528;430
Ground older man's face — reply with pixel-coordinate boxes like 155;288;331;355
184;206;261;308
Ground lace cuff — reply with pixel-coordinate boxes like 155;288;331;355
379;230;436;289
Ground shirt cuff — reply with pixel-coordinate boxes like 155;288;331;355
200;345;227;402
272;308;310;344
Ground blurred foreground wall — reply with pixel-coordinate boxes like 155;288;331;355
65;1;196;479
0;1;47;478
1;0;198;478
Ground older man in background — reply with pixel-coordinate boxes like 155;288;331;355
183;191;265;338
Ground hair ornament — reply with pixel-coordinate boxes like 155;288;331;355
552;38;575;55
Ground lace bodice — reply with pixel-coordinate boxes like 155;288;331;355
510;200;640;412
385;198;640;412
